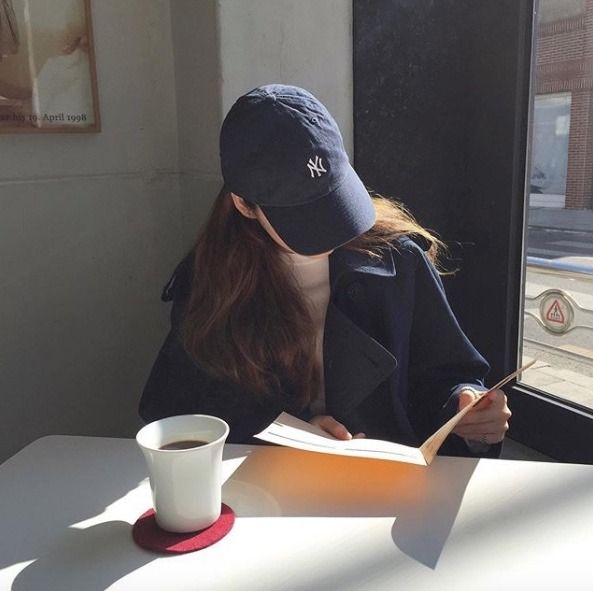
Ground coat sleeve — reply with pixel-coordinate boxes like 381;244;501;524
402;239;501;458
138;260;283;444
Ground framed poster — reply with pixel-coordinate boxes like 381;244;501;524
0;0;100;133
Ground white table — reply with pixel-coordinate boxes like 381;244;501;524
1;436;592;591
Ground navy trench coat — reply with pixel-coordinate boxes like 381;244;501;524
139;237;500;458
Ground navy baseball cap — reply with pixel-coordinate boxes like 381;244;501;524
219;84;376;255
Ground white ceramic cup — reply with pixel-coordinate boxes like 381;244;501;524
136;414;230;533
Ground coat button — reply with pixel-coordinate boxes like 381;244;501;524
346;282;364;302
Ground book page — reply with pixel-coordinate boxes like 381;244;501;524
255;412;427;465
419;360;536;463
419;393;486;463
256;361;536;466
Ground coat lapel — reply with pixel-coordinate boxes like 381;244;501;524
322;246;398;418
323;303;398;419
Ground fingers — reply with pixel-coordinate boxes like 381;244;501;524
459;390;511;424
455;421;509;443
454;389;512;443
458;389;477;411
310;415;353;440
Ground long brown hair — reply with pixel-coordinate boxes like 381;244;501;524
182;189;444;407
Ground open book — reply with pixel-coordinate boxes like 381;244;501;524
255;361;535;466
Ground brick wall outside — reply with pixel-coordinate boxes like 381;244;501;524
535;0;593;209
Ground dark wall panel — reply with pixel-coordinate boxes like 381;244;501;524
353;0;533;381
353;0;470;230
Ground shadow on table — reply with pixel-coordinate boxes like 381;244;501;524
11;521;154;591
222;446;478;569
0;436;155;590
389;456;479;568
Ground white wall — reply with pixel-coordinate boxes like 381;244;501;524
218;0;354;157
170;0;223;237
0;0;353;462
0;0;184;462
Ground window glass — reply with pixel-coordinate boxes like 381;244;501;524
522;0;593;411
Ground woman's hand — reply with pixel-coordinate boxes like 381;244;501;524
452;389;512;445
310;415;365;440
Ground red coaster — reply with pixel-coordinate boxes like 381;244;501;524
132;503;235;554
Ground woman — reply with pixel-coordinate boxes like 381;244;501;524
139;84;511;456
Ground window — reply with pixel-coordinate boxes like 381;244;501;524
521;0;593;414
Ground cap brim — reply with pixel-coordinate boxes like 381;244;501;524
260;164;376;255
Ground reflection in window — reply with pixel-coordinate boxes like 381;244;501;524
530;94;571;206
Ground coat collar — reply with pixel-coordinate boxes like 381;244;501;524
328;245;396;289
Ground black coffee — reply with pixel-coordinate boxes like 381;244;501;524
159;439;208;450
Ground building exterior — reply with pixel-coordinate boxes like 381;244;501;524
533;0;593;209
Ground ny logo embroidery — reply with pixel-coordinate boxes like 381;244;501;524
307;155;327;178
